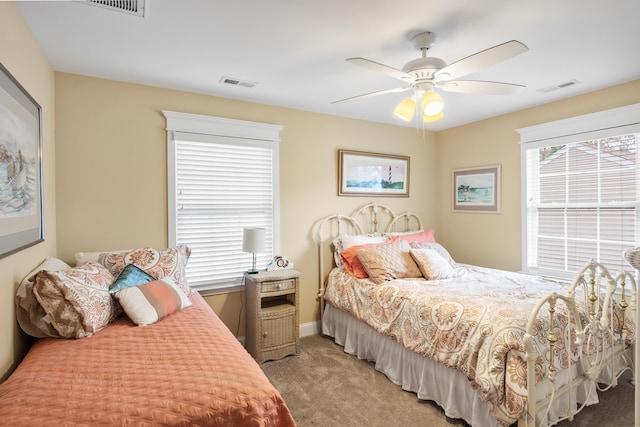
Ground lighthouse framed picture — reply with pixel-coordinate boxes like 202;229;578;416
338;149;409;197
0;62;43;259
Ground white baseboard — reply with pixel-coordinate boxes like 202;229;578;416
300;320;321;337
238;320;320;348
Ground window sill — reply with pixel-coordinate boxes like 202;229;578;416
194;283;244;296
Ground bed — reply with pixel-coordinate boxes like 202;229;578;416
314;203;636;427
0;246;296;427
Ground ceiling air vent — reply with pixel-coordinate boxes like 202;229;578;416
537;79;581;94
220;76;257;89
80;0;145;17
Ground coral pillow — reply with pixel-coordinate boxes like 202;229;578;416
388;229;435;244
114;277;192;326
340;243;381;278
355;240;422;284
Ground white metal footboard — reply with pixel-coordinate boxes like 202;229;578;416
522;259;636;427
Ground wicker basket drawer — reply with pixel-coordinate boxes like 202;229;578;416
261;303;296;348
260;279;296;294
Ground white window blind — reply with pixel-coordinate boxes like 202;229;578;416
518;103;640;280
163;111;282;293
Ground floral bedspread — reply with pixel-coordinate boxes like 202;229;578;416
323;264;634;426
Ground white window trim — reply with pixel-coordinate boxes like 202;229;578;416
517;103;640;279
163;110;283;294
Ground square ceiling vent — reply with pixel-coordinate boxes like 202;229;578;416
80;0;145;17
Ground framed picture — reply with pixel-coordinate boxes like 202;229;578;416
338;149;409;197
0;63;43;258
452;165;501;213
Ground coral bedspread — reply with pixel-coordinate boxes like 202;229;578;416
0;292;295;427
324;264;634;427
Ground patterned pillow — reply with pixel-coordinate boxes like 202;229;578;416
355;240;422;284
32;262;117;338
332;233;387;267
114;277;192;326
109;264;155;293
15;257;72;338
410;248;456;280
409;241;455;265
340;243;382;278
76;245;193;296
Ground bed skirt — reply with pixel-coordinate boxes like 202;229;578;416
322;304;628;427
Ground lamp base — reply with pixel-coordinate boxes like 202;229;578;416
247;269;259;274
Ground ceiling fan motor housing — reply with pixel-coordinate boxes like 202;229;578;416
402;57;447;78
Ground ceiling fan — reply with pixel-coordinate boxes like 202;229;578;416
334;31;528;123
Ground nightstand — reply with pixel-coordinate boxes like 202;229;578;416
244;269;300;363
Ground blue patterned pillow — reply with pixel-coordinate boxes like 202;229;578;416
109;264;155;293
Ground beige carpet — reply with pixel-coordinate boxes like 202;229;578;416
261;334;635;427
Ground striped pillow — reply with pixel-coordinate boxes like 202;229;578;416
114;277;191;326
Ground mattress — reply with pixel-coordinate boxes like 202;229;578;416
0;292;296;427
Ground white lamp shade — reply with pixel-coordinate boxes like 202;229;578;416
423;111;444;123
422;91;444;117
242;228;266;253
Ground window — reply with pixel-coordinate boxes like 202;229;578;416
518;103;640;280
163;111;282;294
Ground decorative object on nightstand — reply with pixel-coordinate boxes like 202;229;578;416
245;269;300;363
243;227;266;274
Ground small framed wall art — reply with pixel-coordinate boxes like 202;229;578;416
338;149;409;197
452;165;501;213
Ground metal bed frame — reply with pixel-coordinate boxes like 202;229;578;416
313;202;636;427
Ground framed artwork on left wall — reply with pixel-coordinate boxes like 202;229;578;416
0;62;44;259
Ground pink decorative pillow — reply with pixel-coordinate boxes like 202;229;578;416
355;240;422;284
388;229;436;244
32;262;117;338
114;277;192;326
340;243;381;278
410;248;456;280
77;245;193;296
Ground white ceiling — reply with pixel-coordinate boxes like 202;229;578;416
16;0;640;131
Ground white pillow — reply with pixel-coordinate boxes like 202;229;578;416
410;248;456;280
114;277;192;326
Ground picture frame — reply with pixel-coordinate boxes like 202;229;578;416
452;165;501;213
0;63;44;258
338;149;409;197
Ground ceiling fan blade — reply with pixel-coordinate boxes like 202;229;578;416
332;87;411;104
438;80;525;95
435;40;528;81
347;57;415;82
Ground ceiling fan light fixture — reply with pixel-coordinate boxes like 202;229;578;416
393;97;416;122
422;91;444;117
423;111;444;123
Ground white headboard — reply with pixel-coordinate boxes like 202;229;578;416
312;202;423;318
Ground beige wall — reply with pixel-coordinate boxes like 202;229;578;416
435;80;640;271
54;73;437;335
0;2;57;379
